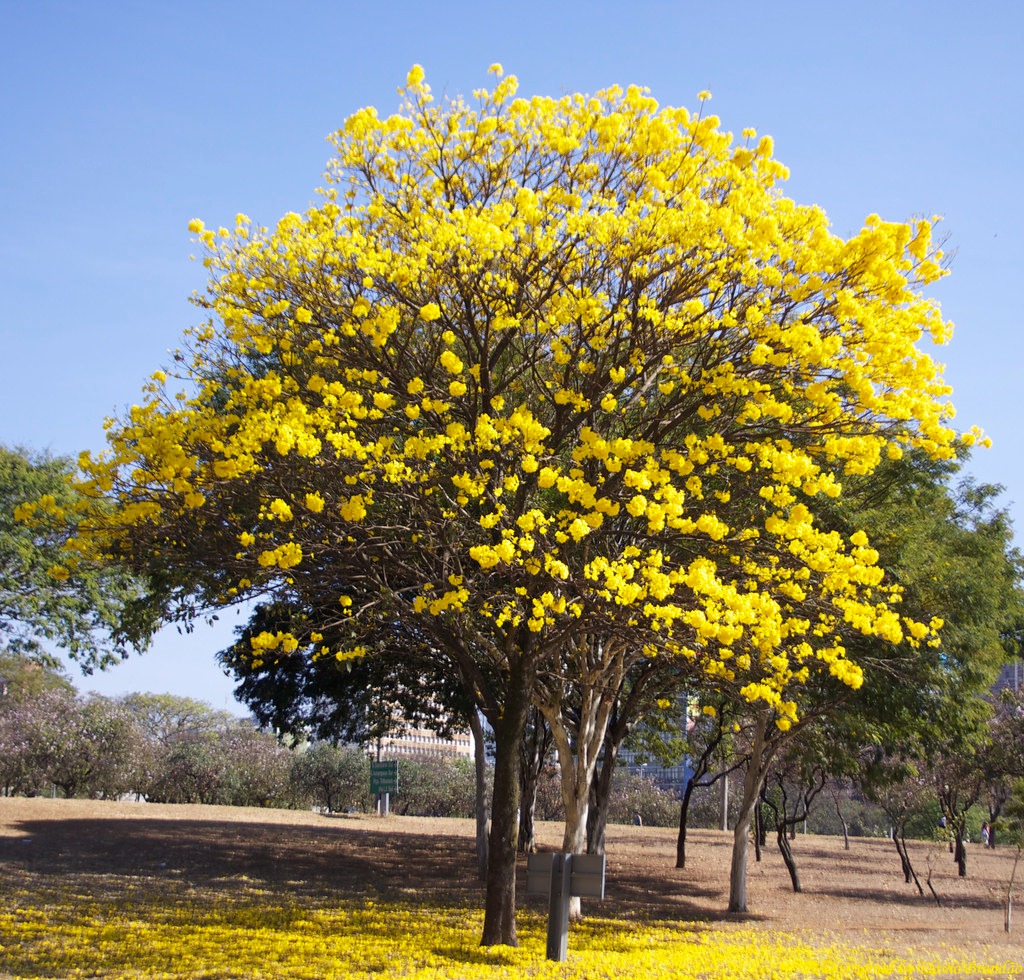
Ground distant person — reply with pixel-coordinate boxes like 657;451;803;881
981;822;990;847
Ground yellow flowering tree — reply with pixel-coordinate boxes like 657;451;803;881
40;66;967;944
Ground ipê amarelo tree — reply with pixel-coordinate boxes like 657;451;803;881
34;66;973;944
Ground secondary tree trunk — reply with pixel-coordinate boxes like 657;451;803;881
768;804;801;893
676;776;697;869
721;771;729;831
468;708;489;880
541;649;620;920
587;737;619;855
833;791;850;850
728;711;774;914
894;830;923;895
1005;847;1021;933
753;799;763;863
954;829;968;878
778;826;801;892
481;662;534;947
519;708;553;853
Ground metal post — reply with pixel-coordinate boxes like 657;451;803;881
545;853;571;962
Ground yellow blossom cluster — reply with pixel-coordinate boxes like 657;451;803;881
54;66;964;723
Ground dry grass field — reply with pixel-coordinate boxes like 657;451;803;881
1;796;1022;977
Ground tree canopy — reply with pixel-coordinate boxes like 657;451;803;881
2;446;155;670
26;67;974;944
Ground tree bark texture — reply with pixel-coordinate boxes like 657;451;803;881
728;711;774;914
480;663;533;947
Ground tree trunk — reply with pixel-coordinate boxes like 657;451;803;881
468;708;489;880
720;771;729;831
1006;847;1021;933
519;708;551;853
894;830;923;895
777;824;801;892
542;661;618;922
676;777;696;869
954;830;967;878
753;801;763;863
518;771;537;854
834;793;850;850
480;663;533;947
728;711;773;914
728;768;758;913
894;834;911;883
587;738;619;855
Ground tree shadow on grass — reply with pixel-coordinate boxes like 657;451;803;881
0;813;738;924
0;815;482;905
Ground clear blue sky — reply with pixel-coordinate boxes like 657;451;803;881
2;0;1021;710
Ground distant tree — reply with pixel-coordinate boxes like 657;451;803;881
289;742;370;813
0;651;74;703
3;447;156;670
215;723;297;808
606;772;679;828
0;697;40;795
390;754;477;818
982;688;1024;847
24;690;142;799
145;730;225;804
862;753;934;895
760;739;831;893
122;692;239;803
121;691;236;745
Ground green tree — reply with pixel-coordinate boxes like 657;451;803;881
2;447;155;670
0;650;74;702
25;690;143;799
289;741;371;813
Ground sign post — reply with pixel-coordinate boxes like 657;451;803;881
526;852;606;961
369;760;398;816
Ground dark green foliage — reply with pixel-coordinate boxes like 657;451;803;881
289;742;372;813
218;601;476;747
389;755;478;818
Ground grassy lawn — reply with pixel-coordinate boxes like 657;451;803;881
1;799;1021;978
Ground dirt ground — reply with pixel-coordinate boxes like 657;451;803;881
1;796;1022;961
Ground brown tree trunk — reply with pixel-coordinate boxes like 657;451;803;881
481;662;533;947
777;825;801;892
954;830;968;878
587;738;619;856
753;801;763;863
721;771;729;831
517;715;540;854
834;792;850;850
676;776;697;869
894;830;924;895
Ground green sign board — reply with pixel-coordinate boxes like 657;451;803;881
370;760;399;794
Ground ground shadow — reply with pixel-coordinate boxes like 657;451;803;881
1;815;482;905
1;813;737;924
